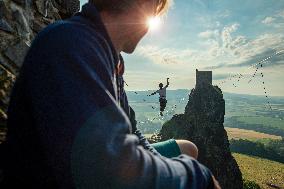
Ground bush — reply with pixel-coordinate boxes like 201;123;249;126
230;139;284;163
243;179;261;189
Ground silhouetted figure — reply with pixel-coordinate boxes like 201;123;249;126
148;78;169;116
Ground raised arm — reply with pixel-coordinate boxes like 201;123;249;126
165;78;170;88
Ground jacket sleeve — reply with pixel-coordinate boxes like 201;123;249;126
23;23;214;189
128;106;161;155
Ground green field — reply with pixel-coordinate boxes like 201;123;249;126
226;116;284;137
236;116;284;130
233;153;284;189
145;127;282;141
225;127;282;141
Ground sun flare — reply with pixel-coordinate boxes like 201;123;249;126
147;17;161;31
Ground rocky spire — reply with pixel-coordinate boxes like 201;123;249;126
159;71;243;189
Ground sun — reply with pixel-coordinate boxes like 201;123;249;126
147;16;161;31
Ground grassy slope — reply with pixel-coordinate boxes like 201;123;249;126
145;127;282;141
233;153;284;189
225;127;282;140
236;116;284;130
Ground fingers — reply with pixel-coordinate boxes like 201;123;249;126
212;176;221;189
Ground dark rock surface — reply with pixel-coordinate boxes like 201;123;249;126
159;83;243;189
4;40;29;67
0;1;80;184
0;0;80;136
0;19;13;33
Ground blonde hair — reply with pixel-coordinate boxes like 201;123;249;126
89;0;170;15
155;0;170;15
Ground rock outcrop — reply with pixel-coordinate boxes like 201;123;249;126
0;0;80;141
159;70;243;189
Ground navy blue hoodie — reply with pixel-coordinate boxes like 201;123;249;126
4;3;214;189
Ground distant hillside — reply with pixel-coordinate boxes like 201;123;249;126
233;153;284;189
223;93;284;137
126;90;284;136
225;127;281;140
126;89;190;134
230;139;284;164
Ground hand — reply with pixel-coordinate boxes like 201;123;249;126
212;176;221;189
167;78;169;80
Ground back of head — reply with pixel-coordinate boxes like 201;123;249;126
159;83;163;88
88;0;171;53
89;0;170;15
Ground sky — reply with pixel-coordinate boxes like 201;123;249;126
80;0;284;96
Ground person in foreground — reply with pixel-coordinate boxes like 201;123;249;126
2;0;221;188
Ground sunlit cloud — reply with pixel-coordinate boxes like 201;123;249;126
261;9;284;29
262;17;276;24
137;21;284;72
217;10;231;18
278;10;284;18
198;30;219;39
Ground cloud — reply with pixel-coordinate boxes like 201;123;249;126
261;10;284;28
137;46;183;65
218;10;231;18
222;23;240;49
278;10;284;18
203;63;227;70
230;49;284;68
136;44;224;67
231;33;284;65
213;73;232;80
198;30;219;39
198;24;284;69
216;35;283;69
137;22;284;72
262;17;276;24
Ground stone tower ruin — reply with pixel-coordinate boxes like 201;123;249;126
196;69;212;87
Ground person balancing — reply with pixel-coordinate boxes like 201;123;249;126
148;78;169;116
